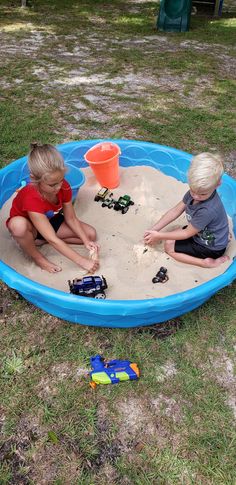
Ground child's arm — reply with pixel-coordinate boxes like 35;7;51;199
150;200;186;231
144;200;186;245
144;223;199;246
28;212;98;272
63;201;99;251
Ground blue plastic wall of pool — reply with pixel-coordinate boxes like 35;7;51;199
0;140;235;328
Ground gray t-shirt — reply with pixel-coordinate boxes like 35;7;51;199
183;190;229;250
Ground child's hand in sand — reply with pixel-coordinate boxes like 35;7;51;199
85;241;99;253
88;245;99;262
80;255;99;274
144;230;162;246
81;243;99;275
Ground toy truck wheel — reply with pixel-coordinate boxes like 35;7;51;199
122;207;129;214
95;292;106;299
101;203;106;207
114;203;120;211
94;196;99;202
129;200;134;205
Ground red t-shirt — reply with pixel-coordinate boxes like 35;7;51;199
7;180;72;225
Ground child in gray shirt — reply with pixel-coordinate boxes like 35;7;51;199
144;152;230;268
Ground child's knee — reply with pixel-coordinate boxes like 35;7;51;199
88;226;97;241
8;217;30;238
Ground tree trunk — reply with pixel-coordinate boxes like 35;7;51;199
21;0;27;7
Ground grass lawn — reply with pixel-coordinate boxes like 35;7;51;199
0;1;236;483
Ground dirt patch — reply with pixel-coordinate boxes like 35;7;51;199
151;394;184;423
116;394;185;453
0;407;6;434
0;435;31;484
0;413;45;485
1;22;235;163
0;30;49;59
95;462;120;483
0;282;21;315
207;347;236;420
224;150;236;178
155;361;178;383
30;444;83;485
36;361;79;400
94;401;123;467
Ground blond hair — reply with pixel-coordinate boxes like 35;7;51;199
188;152;224;192
28;143;66;182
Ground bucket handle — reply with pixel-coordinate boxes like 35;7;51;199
99;142;121;155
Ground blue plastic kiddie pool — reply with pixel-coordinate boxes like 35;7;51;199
0;140;235;328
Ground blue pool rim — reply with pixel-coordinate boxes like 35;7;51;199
0;139;235;328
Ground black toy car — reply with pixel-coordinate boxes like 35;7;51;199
94;187;113;202
68;275;108;299
113;195;134;214
152;267;169;284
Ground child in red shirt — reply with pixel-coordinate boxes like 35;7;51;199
7;143;99;273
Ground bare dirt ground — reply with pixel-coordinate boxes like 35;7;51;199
0;1;235;174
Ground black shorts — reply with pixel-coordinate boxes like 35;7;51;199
36;213;64;241
175;237;226;259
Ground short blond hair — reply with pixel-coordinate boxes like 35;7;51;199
28;143;66;182
188;152;224;192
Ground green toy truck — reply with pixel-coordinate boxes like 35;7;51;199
113;195;134;214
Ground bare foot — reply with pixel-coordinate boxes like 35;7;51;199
79;256;99;274
35;257;62;273
202;255;230;268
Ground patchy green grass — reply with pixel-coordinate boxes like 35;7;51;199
0;0;236;483
0;96;60;166
1;281;236;483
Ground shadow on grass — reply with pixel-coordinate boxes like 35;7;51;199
135;318;183;339
1;0;235;45
0;0;158;37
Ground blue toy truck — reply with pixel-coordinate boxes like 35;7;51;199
68;276;107;299
89;355;140;388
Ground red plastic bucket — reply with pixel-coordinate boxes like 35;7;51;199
84;142;120;188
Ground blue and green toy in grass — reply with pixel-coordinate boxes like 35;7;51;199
89;355;140;389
